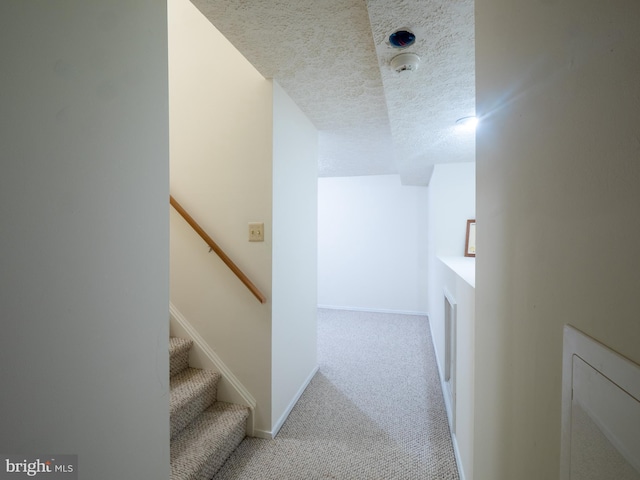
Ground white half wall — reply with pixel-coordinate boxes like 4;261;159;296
168;0;273;433
0;1;170;478
271;82;319;436
476;0;640;478
318;175;428;314
426;163;476;480
437;258;476;480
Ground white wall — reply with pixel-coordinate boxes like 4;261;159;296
317;175;428;314
428;163;477;258
0;2;169;478
476;0;640;478
168;0;273;433
271;82;319;434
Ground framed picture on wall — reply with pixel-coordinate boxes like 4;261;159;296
465;219;476;257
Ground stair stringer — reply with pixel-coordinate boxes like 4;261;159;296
170;302;256;436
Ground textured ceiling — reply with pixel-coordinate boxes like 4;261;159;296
190;0;475;185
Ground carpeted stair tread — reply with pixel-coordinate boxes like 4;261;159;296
170;367;221;439
170;337;193;377
170;402;249;480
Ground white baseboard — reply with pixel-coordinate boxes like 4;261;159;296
252;365;319;440
317;304;428;316
451;433;466;480
251;429;273;440
169;302;257;436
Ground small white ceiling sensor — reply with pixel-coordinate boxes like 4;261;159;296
390;52;420;73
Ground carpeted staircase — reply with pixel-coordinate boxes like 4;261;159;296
170;337;249;480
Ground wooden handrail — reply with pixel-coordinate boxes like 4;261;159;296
170;195;267;304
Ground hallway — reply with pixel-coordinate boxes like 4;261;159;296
212;309;458;480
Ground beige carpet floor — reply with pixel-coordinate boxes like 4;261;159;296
212;308;460;480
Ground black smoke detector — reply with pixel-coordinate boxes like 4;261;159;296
389;30;416;48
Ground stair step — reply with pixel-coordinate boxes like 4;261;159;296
170;368;220;439
170;402;249;480
170;337;193;377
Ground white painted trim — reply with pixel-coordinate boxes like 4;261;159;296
251;428;273;440
257;365;319;440
317;304;428;316
561;325;640;480
451;432;467;480
169;302;257;436
443;288;457;433
573;358;640;472
427;313;466;480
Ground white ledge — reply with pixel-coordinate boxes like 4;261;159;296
438;256;475;288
